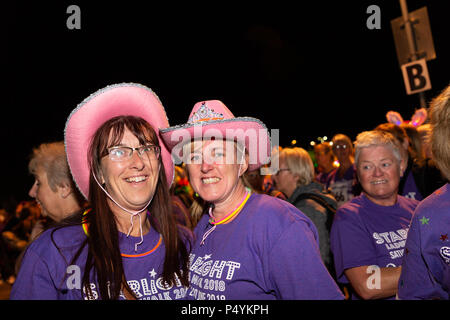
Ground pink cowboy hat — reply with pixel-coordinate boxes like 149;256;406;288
160;100;271;171
64;83;174;199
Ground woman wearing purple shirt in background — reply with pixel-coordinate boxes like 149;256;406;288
330;130;419;300
161;100;343;300
398;85;450;300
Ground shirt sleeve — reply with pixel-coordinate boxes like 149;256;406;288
330;207;376;283
398;212;449;300
10;247;59;300
267;220;344;300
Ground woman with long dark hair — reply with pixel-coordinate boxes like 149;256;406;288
11;83;190;299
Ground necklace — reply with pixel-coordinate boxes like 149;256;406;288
200;188;251;246
81;209;161;258
208;189;251;225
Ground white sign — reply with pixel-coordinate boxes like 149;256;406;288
401;59;431;95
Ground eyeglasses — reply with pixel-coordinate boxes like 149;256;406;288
107;144;160;162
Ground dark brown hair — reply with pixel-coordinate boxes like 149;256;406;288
57;116;190;299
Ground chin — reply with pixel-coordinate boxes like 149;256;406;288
197;189;223;203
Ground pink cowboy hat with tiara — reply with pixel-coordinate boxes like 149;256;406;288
64;83;174;199
160;100;271;171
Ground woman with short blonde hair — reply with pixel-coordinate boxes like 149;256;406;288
279;147;315;187
330;130;419;300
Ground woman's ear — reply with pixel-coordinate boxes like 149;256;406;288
239;153;249;176
58;183;73;199
399;158;407;177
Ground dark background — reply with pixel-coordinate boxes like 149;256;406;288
2;0;449;204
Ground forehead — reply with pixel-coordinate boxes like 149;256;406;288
359;145;395;161
333;139;349;146
186;139;235;152
107;126;151;146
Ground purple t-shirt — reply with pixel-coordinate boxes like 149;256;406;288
326;164;358;208
10;222;190;300
398;183;450;299
402;170;424;201
188;193;344;300
330;193;418;299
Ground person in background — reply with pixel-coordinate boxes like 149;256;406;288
272;147;336;273
11;142;87;277
400;123;425;164
326;134;358;208
28;142;85;233
330;130;418;300
161;100;343;300
244;167;286;200
398;85;450;299
375;123;445;201
314;142;337;186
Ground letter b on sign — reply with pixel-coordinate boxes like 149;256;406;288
401;59;431;95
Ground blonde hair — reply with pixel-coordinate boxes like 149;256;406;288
354;130;403;167
28;141;72;192
279;147;315;186
430;85;450;180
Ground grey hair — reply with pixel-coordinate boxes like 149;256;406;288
28;141;72;192
354;130;403;167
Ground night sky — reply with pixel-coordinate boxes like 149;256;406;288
2;0;449;204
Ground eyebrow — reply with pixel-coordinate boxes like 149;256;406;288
360;158;393;163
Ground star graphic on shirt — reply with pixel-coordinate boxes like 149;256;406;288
419;216;430;225
440;234;448;242
203;254;212;260
149;268;157;278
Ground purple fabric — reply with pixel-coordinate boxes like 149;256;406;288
330;193;418;299
188;193;344;300
10;223;190;300
398;183;450;299
402;170;424;201
326;164;358;208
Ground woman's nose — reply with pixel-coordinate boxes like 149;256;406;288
129;150;146;169
200;159;214;173
29;181;37;198
373;165;383;176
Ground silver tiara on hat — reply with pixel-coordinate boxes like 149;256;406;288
188;102;224;124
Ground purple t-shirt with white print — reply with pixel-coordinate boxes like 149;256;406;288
330;193;418;299
188;193;344;300
402;170;423;201
10;222;190;300
398;183;450;299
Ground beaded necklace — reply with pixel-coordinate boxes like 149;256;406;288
200;188;251;246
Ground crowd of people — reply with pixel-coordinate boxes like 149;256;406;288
1;82;449;300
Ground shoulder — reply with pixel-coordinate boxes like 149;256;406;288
246;193;318;234
26;224;85;258
396;195;420;211
416;184;449;209
335;195;364;218
414;183;450;218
